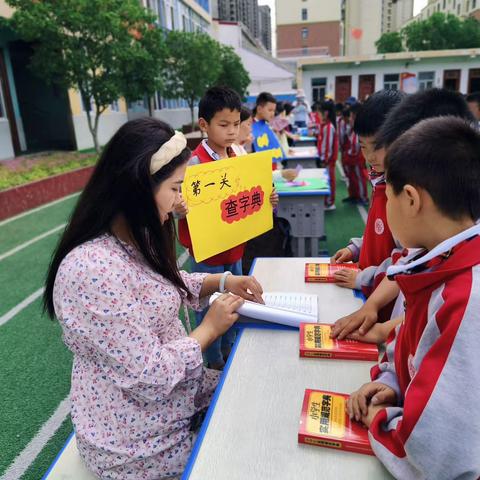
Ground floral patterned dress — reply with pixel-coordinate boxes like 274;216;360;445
53;234;220;479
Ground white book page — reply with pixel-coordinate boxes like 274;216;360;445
209;292;318;328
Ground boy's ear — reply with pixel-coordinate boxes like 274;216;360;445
198;117;208;133
403;184;421;216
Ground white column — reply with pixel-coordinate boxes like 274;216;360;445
351;74;359;99
460;67;469;94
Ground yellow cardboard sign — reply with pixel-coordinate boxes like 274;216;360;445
184;149;279;262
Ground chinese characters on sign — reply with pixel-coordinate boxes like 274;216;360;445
220;186;265;224
184;150;281;262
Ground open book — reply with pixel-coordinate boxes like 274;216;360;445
209;292;318;328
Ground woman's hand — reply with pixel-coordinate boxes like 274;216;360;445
190;293;244;351
225;275;264;304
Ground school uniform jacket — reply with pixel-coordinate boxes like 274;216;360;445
178;141;245;266
348;174;397;297
368;229;480;480
317;122;338;165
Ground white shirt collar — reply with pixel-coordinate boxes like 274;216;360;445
387;223;480;277
201;139;221;161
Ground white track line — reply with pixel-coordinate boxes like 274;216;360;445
0;224;66;262
0;396;70;480
176;249;190;268
0;288;44;327
0;192;80;228
356;204;368;224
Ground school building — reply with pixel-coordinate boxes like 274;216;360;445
297;48;480;104
0;0;131;160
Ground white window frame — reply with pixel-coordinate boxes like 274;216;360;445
418;71;435;91
384;73;400;90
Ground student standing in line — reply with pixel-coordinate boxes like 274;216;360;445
332;88;476;340
347;117;480;480
232;106;254;156
251;91;284;170
178;87;278;370
44;117;265;480
317;101;338;211
330;90;405;311
466;91;480;126
341;103;368;206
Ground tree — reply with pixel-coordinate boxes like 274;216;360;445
8;0;166;152
161;31;223;131
216;45;250;99
402;12;480;51
375;31;404;53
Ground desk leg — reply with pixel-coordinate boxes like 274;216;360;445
297;237;305;257
311;237;319;257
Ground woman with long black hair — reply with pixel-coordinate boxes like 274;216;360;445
44;118;263;479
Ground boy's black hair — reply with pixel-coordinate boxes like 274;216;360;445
198;86;242;123
256;91;277;106
466;91;480;104
349;103;361;115
386;116;480;221
353;89;406;137
319;101;337;128
240;106;252;122
335;102;344;113
284;102;294;115
376;88;475;149
342;108;351;119
275;101;286;116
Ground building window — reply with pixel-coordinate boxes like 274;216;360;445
458;2;461;13
110;100;120;112
418;71;435;90
443;0;446;8
170;6;175;29
302;27;308;40
301;8;308;20
312;77;327;102
182;15;187;31
384;73;400;90
474;0;477;8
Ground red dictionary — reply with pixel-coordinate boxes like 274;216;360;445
305;262;359;283
298;389;374;455
299;323;378;361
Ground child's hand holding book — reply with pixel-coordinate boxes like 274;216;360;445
347;382;397;425
331;303;379;340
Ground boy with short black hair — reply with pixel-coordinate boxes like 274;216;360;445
333;88;476;339
252;92;283;170
331;90;405;301
347;116;480;479
178;86;278;369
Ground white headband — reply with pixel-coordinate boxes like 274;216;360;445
150;130;187;175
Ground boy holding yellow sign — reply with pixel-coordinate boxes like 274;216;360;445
178;87;279;369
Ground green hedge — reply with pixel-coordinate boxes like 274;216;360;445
0;155;97;191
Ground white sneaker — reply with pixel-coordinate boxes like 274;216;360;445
325;204;336;211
